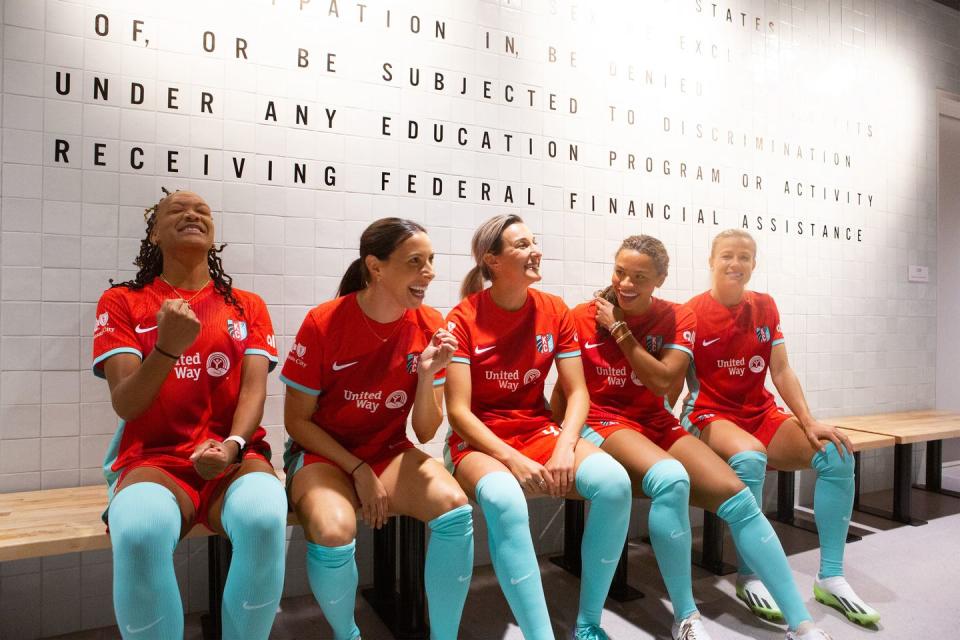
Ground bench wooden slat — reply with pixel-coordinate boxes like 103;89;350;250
831;411;960;444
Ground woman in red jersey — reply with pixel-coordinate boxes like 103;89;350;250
444;214;631;640
93;189;286;639
554;234;834;640
682;228;878;628
281;218;474;640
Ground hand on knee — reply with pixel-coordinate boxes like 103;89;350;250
811;444;854;479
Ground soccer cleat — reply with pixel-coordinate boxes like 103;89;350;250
785;621;833;639
672;611;712;639
813;575;880;625
574;624;610;640
736;574;783;621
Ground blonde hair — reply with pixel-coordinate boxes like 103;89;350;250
595;235;669;307
710;228;756;259
460;214;523;298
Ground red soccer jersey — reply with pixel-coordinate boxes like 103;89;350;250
92;280;279;483
446;288;581;440
574;298;695;426
681;290;785;422
279;293;445;459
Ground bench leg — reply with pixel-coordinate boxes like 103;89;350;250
361;516;428;640
549;499;584;576
694;511;736;576
201;535;232;640
892;443;926;526
915;440;960;498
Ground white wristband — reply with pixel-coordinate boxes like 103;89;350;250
224;435;247;454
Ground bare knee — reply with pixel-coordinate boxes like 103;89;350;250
301;509;356;547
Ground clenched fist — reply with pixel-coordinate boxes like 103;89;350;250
155;299;201;356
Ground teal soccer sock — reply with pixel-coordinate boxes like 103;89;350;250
219;472;287;640
108;482;184;639
475;471;553;640
306;541;362;640
727;450;767;575
574;453;632;630
811;444;855;579
642;459;697;621
425;504;474;640
718;488;812;629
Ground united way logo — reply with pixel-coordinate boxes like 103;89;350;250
644;335;663;354
755;326;771;343
385;390;408;409
206;352;230;377
406;352;420;374
749;355;765;373
227;319;247;341
523;369;541;385
535;333;555;353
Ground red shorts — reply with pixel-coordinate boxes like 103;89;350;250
583;415;690;452
114;442;271;529
445;426;561;473
291;439;415;480
686;404;793;447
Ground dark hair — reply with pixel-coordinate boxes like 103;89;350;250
337;218;428;297
595;234;669;334
460;214;524;298
110;188;242;315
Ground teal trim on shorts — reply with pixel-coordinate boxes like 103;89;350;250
580;424;605;447
244;348;279;372
664;343;694;359
92;347;142;379
283;449;306;492
451;356;471;365
442;440;456;475
279;374;321;396
102;419;127;523
432;377;446;387
556;349;581;360
771;338;785;347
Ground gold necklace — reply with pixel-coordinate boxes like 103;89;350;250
159;274;211;304
356;294;405;343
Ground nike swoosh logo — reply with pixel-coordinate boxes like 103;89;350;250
670;529;687;539
702;338;720;346
126;618;163;634
332;361;358;371
134;324;158;333
242;600;275;610
474;345;496;355
584;341;604;349
600;557;618;564
761;532;775;543
510;571;533;585
457;574;471;583
328;593;349;605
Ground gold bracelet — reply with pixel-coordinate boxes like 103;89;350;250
608;321;626;335
615;330;634;344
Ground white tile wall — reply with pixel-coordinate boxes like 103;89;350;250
1;0;959;636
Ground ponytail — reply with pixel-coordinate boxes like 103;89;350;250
337;257;366;297
460;265;486;299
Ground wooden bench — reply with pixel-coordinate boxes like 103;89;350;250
0;480;431;640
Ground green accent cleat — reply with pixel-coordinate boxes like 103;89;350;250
814;576;880;625
736;575;783;621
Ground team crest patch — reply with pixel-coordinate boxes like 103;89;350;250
755;326;771;343
406;352;420;374
644;335;663;354
227;319;248;341
535;333;555;353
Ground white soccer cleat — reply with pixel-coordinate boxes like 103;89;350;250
785;621;833;639
735;574;783;621
813;575;880;625
672;611;712;639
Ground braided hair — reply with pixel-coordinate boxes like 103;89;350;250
110;188;243;316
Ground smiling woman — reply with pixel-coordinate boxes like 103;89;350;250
91;188;287;639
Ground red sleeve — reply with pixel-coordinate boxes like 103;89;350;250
242;294;280;372
665;304;697;359
446;304;473;365
769;296;785;345
92;288;141;379
554;298;581;360
279;310;325;396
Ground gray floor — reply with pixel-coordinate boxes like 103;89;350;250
53;498;960;639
